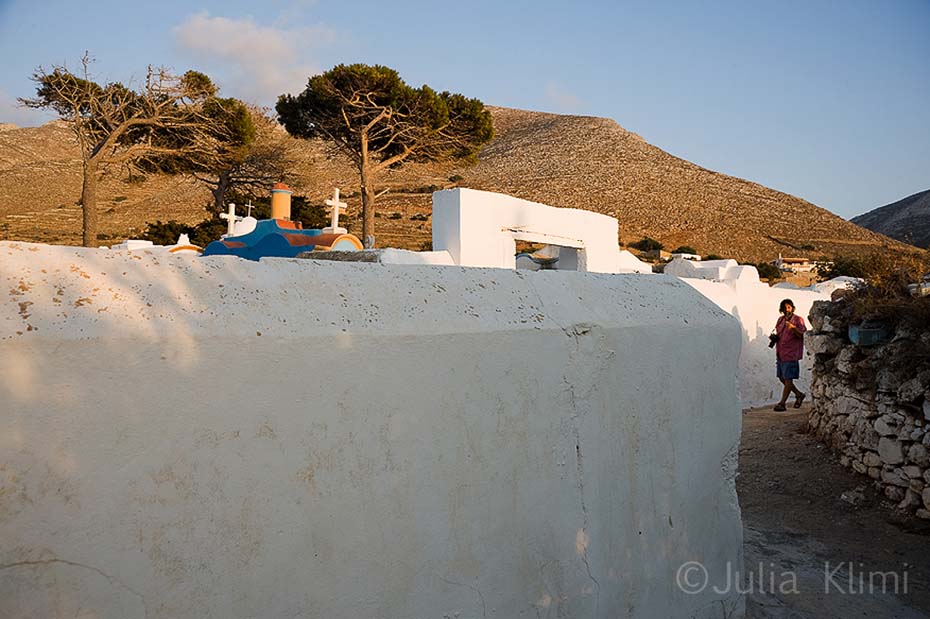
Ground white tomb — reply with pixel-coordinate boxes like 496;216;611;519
430;188;648;273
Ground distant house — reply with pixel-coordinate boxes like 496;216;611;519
774;254;815;273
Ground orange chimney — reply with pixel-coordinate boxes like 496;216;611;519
271;183;293;220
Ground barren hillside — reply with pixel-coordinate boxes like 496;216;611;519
0;108;910;262
851;188;930;250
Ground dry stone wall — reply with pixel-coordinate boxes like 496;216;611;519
807;300;930;518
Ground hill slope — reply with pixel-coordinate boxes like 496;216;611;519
851;189;930;249
0;108;910;262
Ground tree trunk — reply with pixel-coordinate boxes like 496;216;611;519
211;171;231;217
359;159;376;249
81;159;98;247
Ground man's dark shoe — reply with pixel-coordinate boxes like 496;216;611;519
773;403;787;412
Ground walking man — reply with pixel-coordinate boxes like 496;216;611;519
773;298;807;411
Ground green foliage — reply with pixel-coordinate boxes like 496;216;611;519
21;56;258;246
141;218;225;247
276;63;493;244
755;262;783;281
816;255;872;280
141;193;331;247
704;254;723;261
180;70;217;100
671;245;697;255
276;63;493;165
839;253;930;328
141;220;196;246
141;96;255;176
226;192;331;230
630;237;663;252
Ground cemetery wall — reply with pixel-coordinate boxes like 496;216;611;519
807;300;930;518
677;276;828;408
0;241;744;619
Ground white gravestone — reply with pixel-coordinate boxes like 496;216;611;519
323;188;348;234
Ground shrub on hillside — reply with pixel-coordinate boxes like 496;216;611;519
816;255;873;281
671;245;697;255
630;237;663;252
704;254;723;261
756;262;783;281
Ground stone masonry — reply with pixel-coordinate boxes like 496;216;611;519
807;299;930;518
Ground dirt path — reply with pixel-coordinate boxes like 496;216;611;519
740;406;930;618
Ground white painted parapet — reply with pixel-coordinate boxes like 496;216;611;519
667;259;851;408
432;188;632;273
0;241;744;618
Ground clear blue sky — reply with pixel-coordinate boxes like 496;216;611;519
1;0;927;219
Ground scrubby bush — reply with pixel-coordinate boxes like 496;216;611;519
841;253;930;328
755;262;783;281
141;220;195;246
704;254;723;261
671;245;697;255
816;255;873;280
141;193;332;247
630;236;663;252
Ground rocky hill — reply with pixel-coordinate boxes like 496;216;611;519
851;189;930;250
0;108;911;262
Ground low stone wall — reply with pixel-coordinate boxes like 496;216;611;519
0;242;744;619
807;300;930;517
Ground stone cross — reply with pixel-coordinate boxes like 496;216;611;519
324;188;348;234
220;203;242;236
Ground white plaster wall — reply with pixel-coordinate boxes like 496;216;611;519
1;242;744;619
378;248;455;265
432;189;627;273
665;259;758;283
678;275;828;408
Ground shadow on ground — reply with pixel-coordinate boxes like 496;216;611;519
740;406;930;618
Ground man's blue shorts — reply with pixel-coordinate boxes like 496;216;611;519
776;360;800;380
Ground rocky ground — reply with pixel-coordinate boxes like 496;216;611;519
740;406;930;618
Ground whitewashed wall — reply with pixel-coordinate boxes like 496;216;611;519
432;188;636;273
1;242;744;619
677;274;829;408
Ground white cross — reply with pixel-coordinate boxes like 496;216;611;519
220;203;242;236
323;188;347;234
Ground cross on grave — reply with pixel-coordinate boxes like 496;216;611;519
324;188;348;234
220;203;243;236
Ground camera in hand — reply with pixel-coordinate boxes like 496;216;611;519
768;333;779;348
